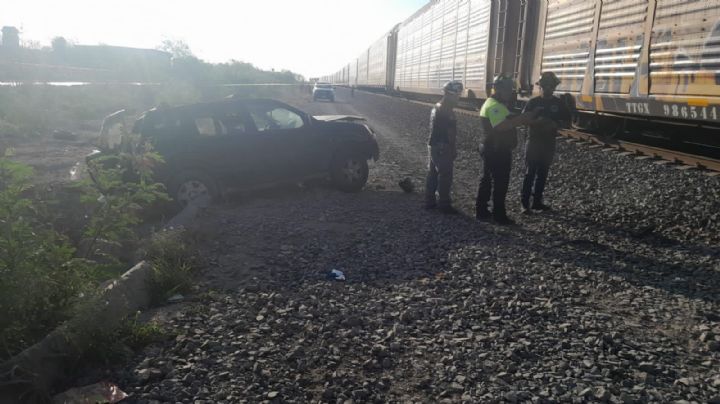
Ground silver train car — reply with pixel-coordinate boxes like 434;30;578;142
326;0;534;99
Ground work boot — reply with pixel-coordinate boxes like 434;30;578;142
532;203;552;211
476;208;491;221
439;205;460;215
521;199;532;215
494;215;516;226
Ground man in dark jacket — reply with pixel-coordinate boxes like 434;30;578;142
476;74;539;225
426;80;463;214
520;72;571;213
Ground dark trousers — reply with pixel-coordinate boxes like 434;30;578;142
426;144;455;207
521;159;550;207
476;150;512;217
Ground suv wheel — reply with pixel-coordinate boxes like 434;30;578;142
330;151;368;192
171;170;218;207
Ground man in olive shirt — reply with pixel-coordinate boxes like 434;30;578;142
426;81;463;214
521;72;570;213
476;74;539;225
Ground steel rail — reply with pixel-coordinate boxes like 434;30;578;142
559;129;720;172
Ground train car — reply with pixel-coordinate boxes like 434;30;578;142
393;0;538;99
367;33;388;88
356;48;370;87
365;25;400;89
327;68;342;86
353;26;400;89
342;64;349;86
322;0;538;98
532;0;720;129
348;59;358;87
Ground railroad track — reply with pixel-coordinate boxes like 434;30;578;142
559;129;720;173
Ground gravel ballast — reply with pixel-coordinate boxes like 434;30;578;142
93;89;719;403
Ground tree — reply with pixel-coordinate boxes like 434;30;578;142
157;39;194;59
52;36;68;53
21;39;42;50
1;26;20;49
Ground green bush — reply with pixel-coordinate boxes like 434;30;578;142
0;143;170;360
0;159;87;356
78;312;170;365
145;229;197;305
78;141;169;265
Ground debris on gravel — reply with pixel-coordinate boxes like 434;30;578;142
398;177;415;193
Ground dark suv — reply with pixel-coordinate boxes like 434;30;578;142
93;98;379;206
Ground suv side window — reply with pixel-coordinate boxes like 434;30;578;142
219;113;248;135
248;105;304;132
195;117;220;136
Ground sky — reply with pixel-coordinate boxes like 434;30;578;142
3;0;428;78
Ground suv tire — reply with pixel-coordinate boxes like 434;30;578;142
170;170;218;208
330;150;368;192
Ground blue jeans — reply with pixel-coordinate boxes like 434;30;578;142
521;159;550;208
476;149;512;217
425;144;455;207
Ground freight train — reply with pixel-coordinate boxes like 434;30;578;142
322;0;720;139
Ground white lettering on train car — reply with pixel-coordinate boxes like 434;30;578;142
662;104;719;120
626;102;651;115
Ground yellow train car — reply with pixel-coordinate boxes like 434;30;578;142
534;0;720;127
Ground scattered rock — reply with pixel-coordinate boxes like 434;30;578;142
594;386;610;401
64;89;720;403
